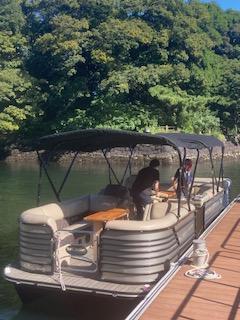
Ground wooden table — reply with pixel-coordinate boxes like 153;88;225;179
159;190;176;198
84;208;128;222
84;208;128;263
159;185;176;199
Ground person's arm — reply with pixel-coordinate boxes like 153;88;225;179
152;180;160;193
172;169;179;191
153;180;168;199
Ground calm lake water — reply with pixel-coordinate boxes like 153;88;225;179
0;159;240;320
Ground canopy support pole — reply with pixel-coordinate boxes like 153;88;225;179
57;151;79;197
37;150;61;202
129;150;132;176
188;149;199;210
209;148;217;195
176;148;183;218
102;147;135;186
102;149;121;185
36;155;43;206
183;147;189;209
217;146;224;192
120;147;134;185
183;148;187;163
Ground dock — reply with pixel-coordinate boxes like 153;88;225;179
127;200;240;320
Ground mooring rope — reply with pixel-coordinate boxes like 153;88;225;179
185;268;221;280
185;248;221;280
53;231;66;291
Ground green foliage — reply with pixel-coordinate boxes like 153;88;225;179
216;61;240;139
0;0;25;33
34;14;90;76
91;100;159;132
0;67;42;138
148;85;221;134
1;0;240;148
0;106;27;133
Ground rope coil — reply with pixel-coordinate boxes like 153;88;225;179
185;240;221;280
185;268;221;280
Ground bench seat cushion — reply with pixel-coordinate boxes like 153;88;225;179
20;195;90;232
21;205;60;232
106;200;195;231
20;194;120;233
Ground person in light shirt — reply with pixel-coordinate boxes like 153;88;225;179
173;158;193;199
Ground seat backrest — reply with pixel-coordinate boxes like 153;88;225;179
60;195;90;218
21;193;120;232
150;202;170;219
89;194;119;212
124;175;137;190
21;195;91;231
103;184;128;198
147;199;195;220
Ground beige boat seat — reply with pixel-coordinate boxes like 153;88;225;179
143;199;194;221
106;200;195;231
192;183;223;208
19;193;125;273
21;194;121;233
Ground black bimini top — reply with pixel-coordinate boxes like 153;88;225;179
157;133;224;150
36;129;224;152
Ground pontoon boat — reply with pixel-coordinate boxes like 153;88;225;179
3;129;231;303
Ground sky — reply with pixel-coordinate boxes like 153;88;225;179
201;0;240;11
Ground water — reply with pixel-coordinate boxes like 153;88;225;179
0;159;240;319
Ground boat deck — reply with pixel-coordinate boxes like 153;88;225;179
5;264;147;298
139;201;240;320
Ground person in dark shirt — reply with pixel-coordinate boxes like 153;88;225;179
131;159;160;220
173;158;193;198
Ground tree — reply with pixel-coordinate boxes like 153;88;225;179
0;0;41;145
0;0;239;148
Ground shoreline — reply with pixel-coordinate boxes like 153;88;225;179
3;142;240;165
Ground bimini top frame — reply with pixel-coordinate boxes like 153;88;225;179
36;129;223;152
29;129;224;213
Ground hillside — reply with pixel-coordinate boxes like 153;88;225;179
0;0;240;152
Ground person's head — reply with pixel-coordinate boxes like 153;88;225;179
149;159;160;168
183;158;192;171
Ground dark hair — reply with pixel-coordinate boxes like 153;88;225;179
184;158;192;166
149;159;160;167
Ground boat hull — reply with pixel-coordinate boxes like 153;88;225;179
14;283;140;320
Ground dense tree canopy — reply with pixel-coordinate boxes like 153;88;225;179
1;0;240;148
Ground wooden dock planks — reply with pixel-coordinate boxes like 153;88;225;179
140;202;240;320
